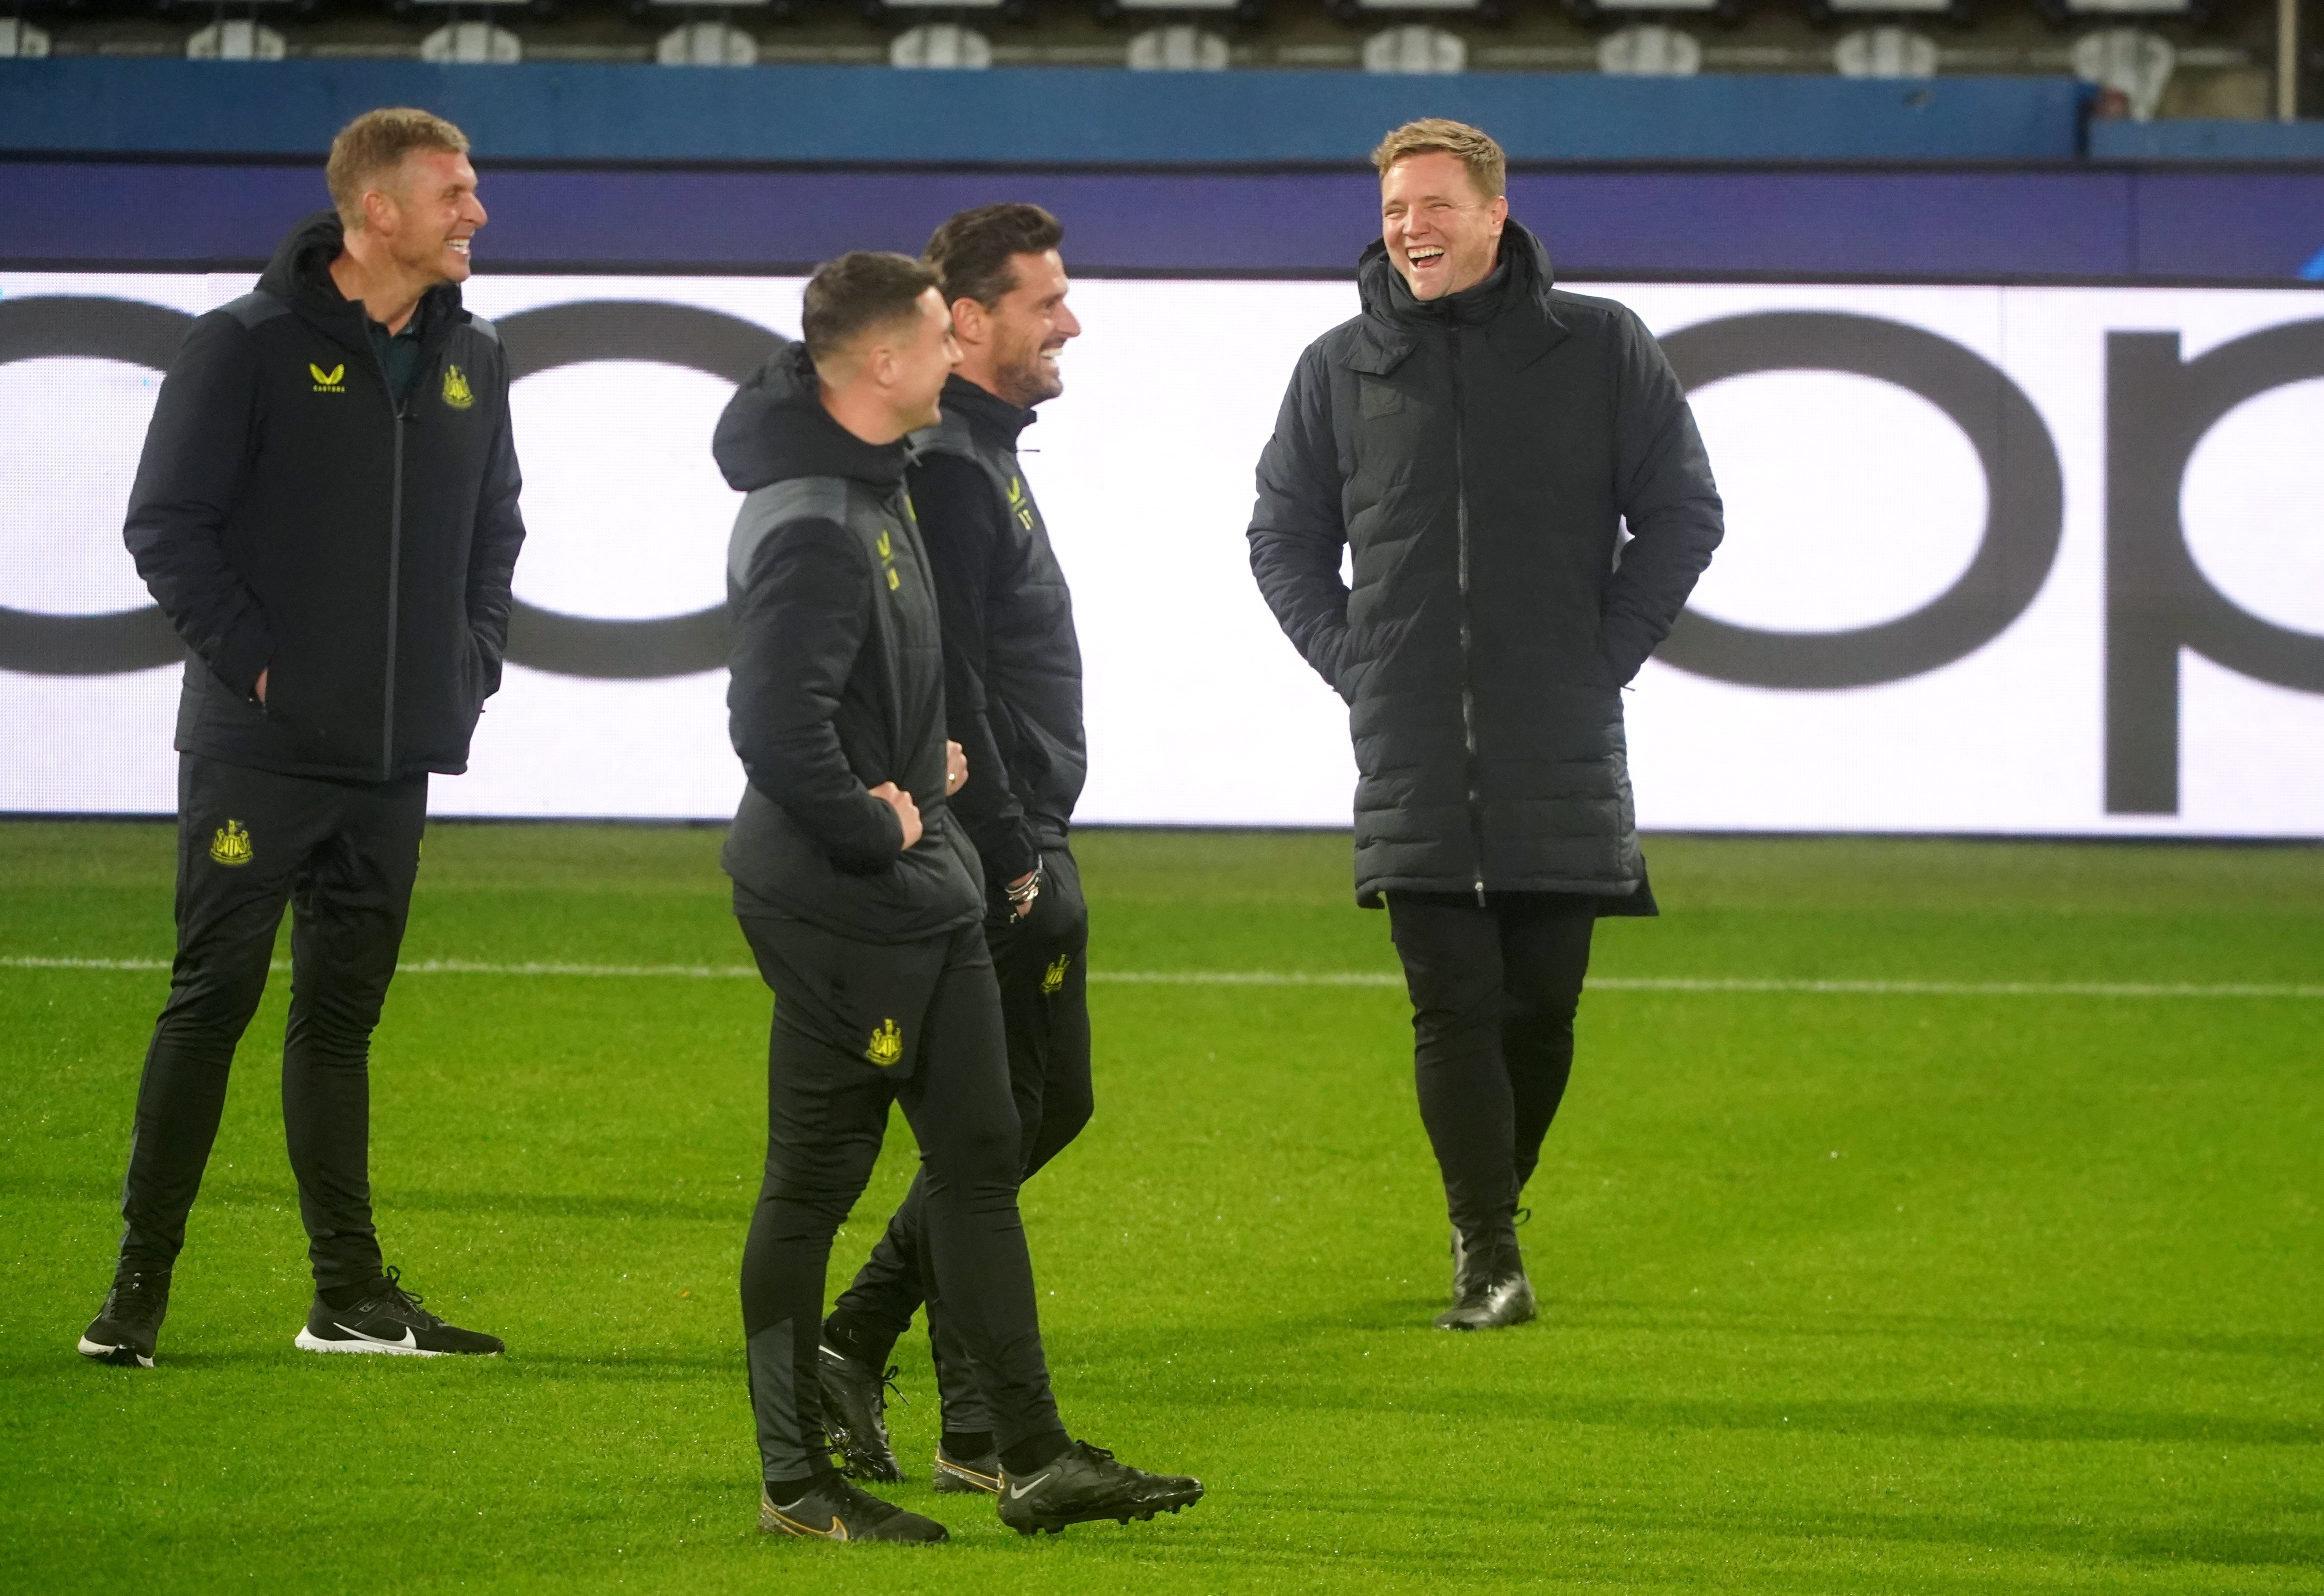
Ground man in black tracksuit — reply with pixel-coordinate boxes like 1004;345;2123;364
715;250;1196;1542
1248;120;1723;1331
78;109;522;1368
815;205;1094;1497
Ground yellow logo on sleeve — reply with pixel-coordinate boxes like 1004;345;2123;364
865;1019;904;1068
441;364;475;410
209;818;254;867
875;529;901;592
309;363;345;392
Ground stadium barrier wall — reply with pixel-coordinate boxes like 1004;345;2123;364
9;160;2324;282
0;59;2088;164
5;271;2320;837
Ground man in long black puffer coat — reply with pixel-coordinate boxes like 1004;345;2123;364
1247;118;1723;1331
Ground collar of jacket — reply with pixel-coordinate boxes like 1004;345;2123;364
260;209;468;365
926;372;1037;452
710;338;911;494
1344;219;1567;380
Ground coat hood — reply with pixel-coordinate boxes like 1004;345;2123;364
713;340;912;495
259;209;468;346
1356;216;1557;326
1351;219;1565;377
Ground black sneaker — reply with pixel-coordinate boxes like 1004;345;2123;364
816;1342;902;1482
758;1474;947;1543
997;1440;1203;1535
79;1270;171;1368
933;1442;1001;1495
294;1266;504;1357
1434;1268;1537;1331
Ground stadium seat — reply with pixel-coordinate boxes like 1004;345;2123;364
637;0;784;54
2072;25;2176;118
186;16;286;56
0;14;50;53
401;0;530;62
1126;23;1232;67
1833;23;1939;75
1363;22;1466;71
889;19;994;65
1597;20;1703;71
654;17;756;62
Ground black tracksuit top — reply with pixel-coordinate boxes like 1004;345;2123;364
122;210;527;782
1248;222;1724;907
713;341;983;943
907;375;1086;890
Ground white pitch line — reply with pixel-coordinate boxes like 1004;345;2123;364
2;954;2319;999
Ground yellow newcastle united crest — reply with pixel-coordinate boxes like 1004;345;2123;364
209;818;254;867
309;362;345;393
865;1018;903;1068
1041;954;1071;995
441;364;475;410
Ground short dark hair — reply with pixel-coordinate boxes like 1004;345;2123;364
923;204;1065;311
800;251;943;364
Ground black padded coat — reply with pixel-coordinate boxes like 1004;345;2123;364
908;375;1086;891
122;210;525;781
1247;222;1723;907
712;341;983;943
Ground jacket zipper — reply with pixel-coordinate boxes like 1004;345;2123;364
382;381;406;783
1449;329;1487;908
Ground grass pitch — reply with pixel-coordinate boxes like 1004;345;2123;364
2;823;2319;1594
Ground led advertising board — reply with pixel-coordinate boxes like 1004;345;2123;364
3;273;2319;836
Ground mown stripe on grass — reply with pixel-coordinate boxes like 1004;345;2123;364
5;954;2322;999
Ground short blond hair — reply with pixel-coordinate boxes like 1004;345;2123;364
1371;118;1506;202
326;107;471;230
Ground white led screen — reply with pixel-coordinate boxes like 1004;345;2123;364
3;272;2321;836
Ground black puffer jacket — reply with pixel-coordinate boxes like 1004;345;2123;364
123;210;525;781
908;375;1086;890
714;341;983;943
1248;222;1722;907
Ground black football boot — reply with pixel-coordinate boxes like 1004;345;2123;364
1435;1220;1536;1331
758;1474;947;1543
816;1341;903;1482
997;1441;1203;1535
933;1442;1002;1495
79;1269;171;1368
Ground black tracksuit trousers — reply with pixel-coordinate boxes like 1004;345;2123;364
825;843;1093;1438
736;912;1065;1484
115;752;427;1292
1386;891;1597;1256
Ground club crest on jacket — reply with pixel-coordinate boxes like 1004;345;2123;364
864;1019;904;1068
441;364;475;411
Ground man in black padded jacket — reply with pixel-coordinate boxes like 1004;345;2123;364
714;250;1198;1542
1248;120;1723;1333
815;205;1097;1498
78;108;523;1371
